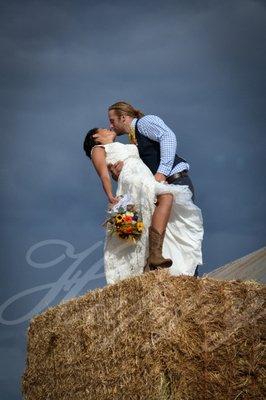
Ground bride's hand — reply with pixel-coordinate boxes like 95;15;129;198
108;195;120;206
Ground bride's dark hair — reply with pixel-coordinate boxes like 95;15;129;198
83;127;99;159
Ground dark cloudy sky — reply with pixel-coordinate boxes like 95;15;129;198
0;0;265;398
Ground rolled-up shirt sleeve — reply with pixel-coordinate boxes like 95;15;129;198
138;115;177;176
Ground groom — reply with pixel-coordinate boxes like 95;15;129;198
93;101;199;278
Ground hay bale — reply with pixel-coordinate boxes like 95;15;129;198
21;270;265;400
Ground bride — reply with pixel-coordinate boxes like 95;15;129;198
83;128;203;285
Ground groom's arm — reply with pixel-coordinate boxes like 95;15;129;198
138;115;177;180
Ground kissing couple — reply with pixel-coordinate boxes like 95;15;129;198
83;101;204;285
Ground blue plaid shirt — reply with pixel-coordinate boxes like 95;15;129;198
131;115;190;176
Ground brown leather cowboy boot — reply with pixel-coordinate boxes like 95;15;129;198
146;226;172;271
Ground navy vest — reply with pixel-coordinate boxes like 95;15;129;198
135;117;187;175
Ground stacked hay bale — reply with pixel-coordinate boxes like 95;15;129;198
21;270;265;400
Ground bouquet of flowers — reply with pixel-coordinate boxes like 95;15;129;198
102;194;144;243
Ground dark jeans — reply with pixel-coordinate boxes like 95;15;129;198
170;174;199;278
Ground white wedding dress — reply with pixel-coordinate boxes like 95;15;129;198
92;142;204;285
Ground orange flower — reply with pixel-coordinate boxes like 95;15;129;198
124;215;133;222
122;226;133;234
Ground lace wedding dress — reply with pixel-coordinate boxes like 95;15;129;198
92;142;204;285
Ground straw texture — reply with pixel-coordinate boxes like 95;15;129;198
21;270;265;400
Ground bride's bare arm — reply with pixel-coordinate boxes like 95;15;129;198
91;147;118;204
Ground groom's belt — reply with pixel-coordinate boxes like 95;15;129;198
166;170;188;184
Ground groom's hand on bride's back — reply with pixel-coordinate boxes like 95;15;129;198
107;161;124;181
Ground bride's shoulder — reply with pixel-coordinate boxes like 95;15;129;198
90;142;118;157
90;144;107;158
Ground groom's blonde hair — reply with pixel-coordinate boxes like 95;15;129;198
108;101;144;119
